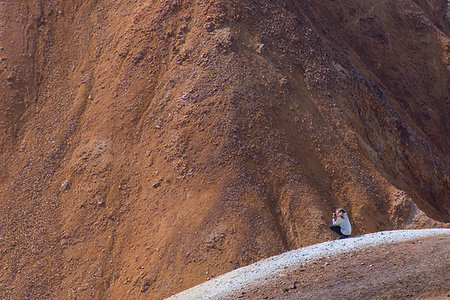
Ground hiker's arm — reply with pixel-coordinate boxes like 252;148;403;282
333;216;344;226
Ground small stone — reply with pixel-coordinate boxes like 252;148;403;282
155;125;161;129
256;43;265;54
61;181;70;192
290;284;297;289
152;182;161;188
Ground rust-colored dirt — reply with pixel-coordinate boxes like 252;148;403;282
0;0;448;299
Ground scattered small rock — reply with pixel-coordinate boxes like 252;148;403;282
61;181;70;192
153;181;161;188
204;23;214;32
256;43;265;54
279;77;287;86
141;278;151;293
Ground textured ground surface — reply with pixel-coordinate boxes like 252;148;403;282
0;0;448;299
225;234;450;300
168;229;450;299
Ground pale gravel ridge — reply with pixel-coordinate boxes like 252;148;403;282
166;228;450;300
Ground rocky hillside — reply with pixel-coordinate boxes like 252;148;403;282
0;0;448;299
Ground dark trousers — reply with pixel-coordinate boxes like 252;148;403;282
330;225;349;238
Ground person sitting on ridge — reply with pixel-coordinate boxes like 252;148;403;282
330;208;351;239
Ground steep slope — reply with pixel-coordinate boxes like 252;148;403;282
0;0;448;299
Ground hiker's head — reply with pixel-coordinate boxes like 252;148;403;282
336;208;345;216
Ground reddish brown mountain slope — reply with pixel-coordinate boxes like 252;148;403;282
0;0;448;299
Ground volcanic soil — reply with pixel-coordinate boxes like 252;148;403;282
0;0;448;299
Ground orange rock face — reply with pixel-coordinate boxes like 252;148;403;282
0;0;448;298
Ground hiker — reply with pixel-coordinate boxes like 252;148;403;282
330;208;351;239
